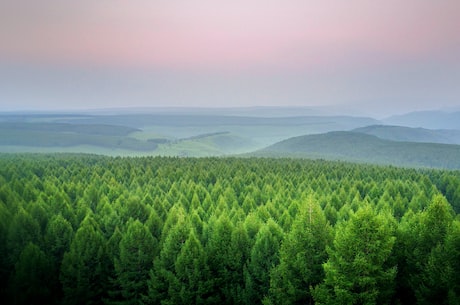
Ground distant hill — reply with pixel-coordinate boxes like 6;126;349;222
8;105;364;118
0;121;259;156
0;112;381;156
353;125;460;145
384;111;460;129
0;122;139;136
257;131;460;169
52;114;379;130
154;132;258;157
0;122;157;152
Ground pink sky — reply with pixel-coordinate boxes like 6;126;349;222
0;0;459;113
2;0;458;70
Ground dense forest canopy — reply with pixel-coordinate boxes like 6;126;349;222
1;154;459;304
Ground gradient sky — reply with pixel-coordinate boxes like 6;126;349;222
1;0;459;116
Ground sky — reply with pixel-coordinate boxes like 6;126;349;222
0;0;459;116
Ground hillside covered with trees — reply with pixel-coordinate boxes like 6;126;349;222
258;131;460;169
1;154;460;305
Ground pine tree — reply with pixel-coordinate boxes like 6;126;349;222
60;216;110;305
145;217;190;304
267;197;332;305
245;219;283;305
205;214;238;304
8;243;53;305
313;206;396;305
44;214;74;302
45;214;74;266
0;201;12;302
412;195;455;305
7;208;41;266
444;220;460;304
110;220;156;305
172;230;209;304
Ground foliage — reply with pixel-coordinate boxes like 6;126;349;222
0;154;459;304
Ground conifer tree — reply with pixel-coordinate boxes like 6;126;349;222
444;220;460;304
172;230;209;304
205;214;238;304
0;201;12;301
230;223;251;303
145;217;190;304
44;214;74;302
411;195;454;304
45;214;74;267
267;197;332;305
7;208;41;266
245;219;283;305
60;216;110;305
110;220;156;305
9;243;53;305
313;206;396;305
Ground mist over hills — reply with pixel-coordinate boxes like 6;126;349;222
384;111;460;130
1;107;459;168
0;110;379;156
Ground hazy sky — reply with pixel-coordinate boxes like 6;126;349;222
1;0;459;116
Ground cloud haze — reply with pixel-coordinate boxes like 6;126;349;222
1;0;459;115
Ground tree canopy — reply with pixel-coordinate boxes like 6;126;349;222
0;154;459;304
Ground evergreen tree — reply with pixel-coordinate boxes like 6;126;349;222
60;216;110;305
245;219;283;305
44;214;74;302
412;195;454;305
205;214;238;304
230;223;252;304
7;208;41;266
2;153;460;305
172;230;210;304
0;201;12;302
45;214;74;266
8;243;53;305
444;220;460;304
267;197;332;305
313;206;396;305
145;217;190;304
110;220;156;305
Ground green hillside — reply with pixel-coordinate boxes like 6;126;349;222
154;132;258;157
0;121;259;156
0;122;157;152
354;125;460;144
258;131;460;169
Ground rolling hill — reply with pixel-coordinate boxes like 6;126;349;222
257;131;460;169
384;111;460;129
0;112;380;156
0;122;157;152
353;125;460;145
6;111;460;165
53;113;379;130
0;121;259;156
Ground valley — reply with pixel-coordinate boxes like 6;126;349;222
1;108;460;169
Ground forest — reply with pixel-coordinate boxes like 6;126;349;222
1;153;460;305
